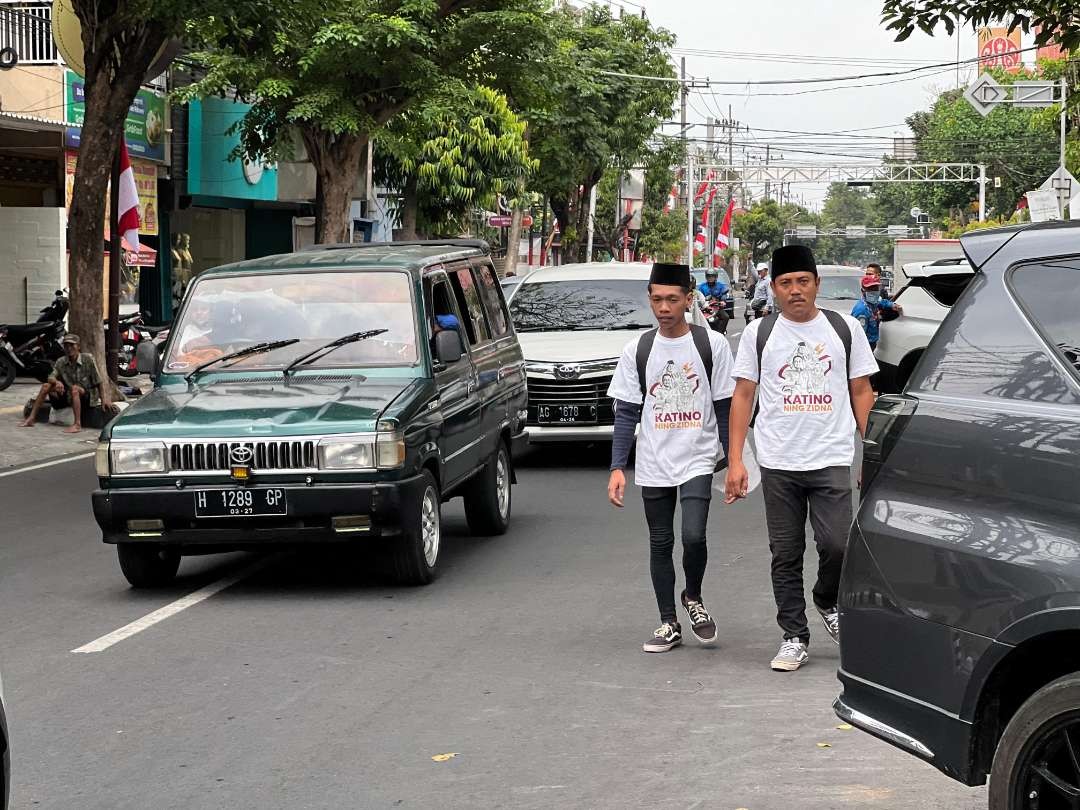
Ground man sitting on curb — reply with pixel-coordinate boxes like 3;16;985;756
20;334;116;433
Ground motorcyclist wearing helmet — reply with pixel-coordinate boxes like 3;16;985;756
697;269;730;332
851;274;902;351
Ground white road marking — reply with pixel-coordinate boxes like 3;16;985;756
72;556;275;654
0;452;94;479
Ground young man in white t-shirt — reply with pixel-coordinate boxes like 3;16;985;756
606;263;735;653
725;245;877;672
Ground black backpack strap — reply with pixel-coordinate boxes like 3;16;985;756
820;308;855;416
820;309;852;383
688;324;713;393
750;313;780;428
636;328;658;402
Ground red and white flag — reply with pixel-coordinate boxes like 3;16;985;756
693;227;706;256
693;169;716;204
117;139;140;252
713;199;734;267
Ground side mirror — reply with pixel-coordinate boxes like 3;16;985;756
135;341;160;379
434;329;463;365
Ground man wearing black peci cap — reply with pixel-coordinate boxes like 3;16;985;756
606;262;735;653
724;245;877;671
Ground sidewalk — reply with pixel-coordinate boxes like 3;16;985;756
0;378;149;471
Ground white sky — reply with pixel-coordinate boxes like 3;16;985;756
627;0;1034;208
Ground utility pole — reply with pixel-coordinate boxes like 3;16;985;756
764;145;771;202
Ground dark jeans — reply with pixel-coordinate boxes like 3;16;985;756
760;466;852;643
642;474;713;624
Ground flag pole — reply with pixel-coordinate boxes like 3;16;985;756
107;135;122;383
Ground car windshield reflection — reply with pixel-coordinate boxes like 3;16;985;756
509;279;655;331
164;270;418;374
818;276;863;300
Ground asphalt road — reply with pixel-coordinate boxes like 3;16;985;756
1;444;988;810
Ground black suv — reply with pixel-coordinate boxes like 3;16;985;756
94;240;527;587
836;221;1080;808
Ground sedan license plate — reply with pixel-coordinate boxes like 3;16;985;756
536;403;597;425
194;488;287;518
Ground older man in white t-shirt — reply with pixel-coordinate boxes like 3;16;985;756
725;245;877;672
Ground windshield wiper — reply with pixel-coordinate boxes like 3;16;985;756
604;323;655;330
185;339;301;383
283;329;388;375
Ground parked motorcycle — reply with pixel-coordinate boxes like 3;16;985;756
0;290;68;391
107;311;170;377
700;296;729;334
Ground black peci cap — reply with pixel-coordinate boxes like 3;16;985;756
649;262;692;288
770;245;817;280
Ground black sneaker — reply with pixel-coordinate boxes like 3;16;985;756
643;622;682;653
681;590;718;644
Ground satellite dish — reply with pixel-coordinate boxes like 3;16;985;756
52;0;180;79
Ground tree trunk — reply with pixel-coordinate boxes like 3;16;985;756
503;207;522;276
304;128;366;244
67;49;153;389
400;173;420;240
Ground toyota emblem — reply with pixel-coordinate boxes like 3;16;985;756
554;364;581;380
230;446;254;465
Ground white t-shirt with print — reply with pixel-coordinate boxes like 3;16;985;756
607;329;736;488
732;311;878;471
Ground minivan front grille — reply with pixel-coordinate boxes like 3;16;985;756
167;440;317;473
526;375;613;405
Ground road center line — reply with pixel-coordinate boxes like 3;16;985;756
0;452;94;479
72;555;275;654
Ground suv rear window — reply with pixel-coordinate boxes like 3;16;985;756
901;272;973;307
1013;260;1080;375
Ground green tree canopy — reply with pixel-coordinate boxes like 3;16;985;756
185;0;548;243
881;1;1080;51
528;6;677;261
375;84;536;238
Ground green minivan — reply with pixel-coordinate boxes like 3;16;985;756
92;240;528;587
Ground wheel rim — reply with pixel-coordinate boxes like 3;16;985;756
496;450;510;520
421;486;440;567
1015;713;1080;809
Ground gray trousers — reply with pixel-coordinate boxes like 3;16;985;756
760;466;852;643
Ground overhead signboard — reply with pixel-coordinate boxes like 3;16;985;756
887;225;909;236
846;225;867;238
1012;81;1057;108
795;225;817;239
978;27;1023;73
64;70;166;162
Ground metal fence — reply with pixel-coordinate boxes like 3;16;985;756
0;2;58;65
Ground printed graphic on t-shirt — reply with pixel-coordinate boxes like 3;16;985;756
778;341;834;413
649;359;703;430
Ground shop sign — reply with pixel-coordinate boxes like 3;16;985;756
64;70;167;162
65;150;159;237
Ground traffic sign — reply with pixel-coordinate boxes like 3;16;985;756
964;74;1007;117
488;215;511;227
1039;167;1079;198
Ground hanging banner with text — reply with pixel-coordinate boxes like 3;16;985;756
978;27;1023;73
64;70;167;162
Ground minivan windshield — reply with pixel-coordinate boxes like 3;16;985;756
509;279;655;331
817;275;863;300
163;270;418;373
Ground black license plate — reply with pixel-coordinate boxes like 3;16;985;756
194;488;288;518
536;403;597;425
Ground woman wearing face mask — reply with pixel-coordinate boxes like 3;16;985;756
851;275;902;351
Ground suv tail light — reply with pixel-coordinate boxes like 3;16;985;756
861;394;918;491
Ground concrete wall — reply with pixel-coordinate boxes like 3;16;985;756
0;207;66;324
0;65;64;116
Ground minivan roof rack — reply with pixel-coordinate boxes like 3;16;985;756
301;239;491;254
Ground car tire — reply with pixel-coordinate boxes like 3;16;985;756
389;470;440;585
989;672;1080;810
463;440;511;536
0;354;14;391
116;544;180;588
